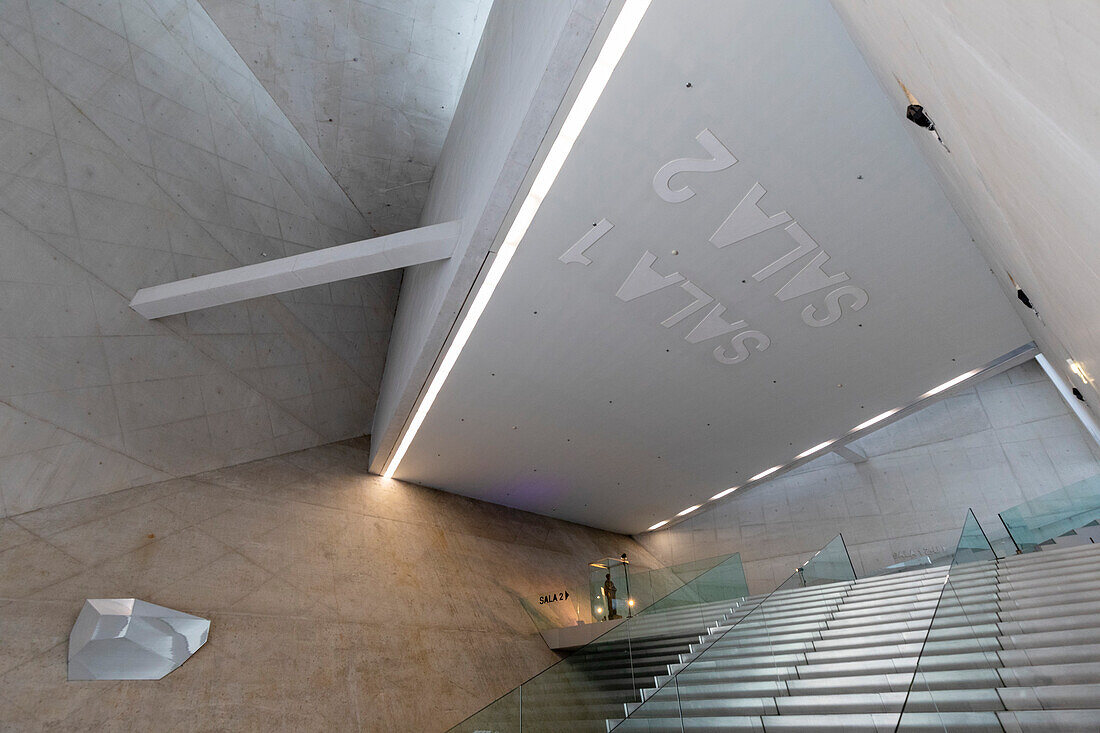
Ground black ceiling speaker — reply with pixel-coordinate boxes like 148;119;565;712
906;104;935;130
897;79;949;151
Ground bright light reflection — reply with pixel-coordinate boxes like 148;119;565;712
852;408;900;433
676;505;701;517
710;486;739;501
647;520;668;531
382;0;653;479
796;440;835;459
750;465;782;482
921;369;980;398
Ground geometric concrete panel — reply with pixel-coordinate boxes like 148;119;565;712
68;599;210;681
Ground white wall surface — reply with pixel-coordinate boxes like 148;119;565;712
830;0;1100;426
369;0;611;469
636;361;1100;593
0;0;397;517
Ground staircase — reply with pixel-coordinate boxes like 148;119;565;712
517;598;752;730
1037;520;1100;550
613;543;1100;731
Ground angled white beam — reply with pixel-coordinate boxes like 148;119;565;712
130;220;461;319
832;443;868;464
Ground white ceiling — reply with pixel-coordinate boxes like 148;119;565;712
390;0;1030;534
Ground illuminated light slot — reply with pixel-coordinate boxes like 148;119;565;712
647;520;669;531
677;505;701;517
921;369;981;399
851;408;900;433
750;465;782;482
382;0;654;479
710;486;739;501
1068;359;1088;381
796;440;835;460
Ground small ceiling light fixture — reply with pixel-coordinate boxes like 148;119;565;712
796;440;835;459
647;520;668;531
852;408;900;433
1068;359;1088;382
676;505;701;517
750;465;783;482
921;369;981;399
382;0;653;479
710;486;739;501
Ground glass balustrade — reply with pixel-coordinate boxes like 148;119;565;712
999;474;1100;553
519;554;742;636
446;552;750;733
611;535;859;732
895;508;1001;732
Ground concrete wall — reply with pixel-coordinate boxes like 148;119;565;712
636;361;1100;593
830;0;1100;424
369;0;611;470
200;0;494;234
0;0;398;517
0;438;655;730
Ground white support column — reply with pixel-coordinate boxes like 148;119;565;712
1036;353;1100;448
832;443;868;464
130;220;461;319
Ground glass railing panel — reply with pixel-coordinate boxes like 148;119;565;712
454;687;520;733
519;554;740;636
624;554;738;616
446;552;750;733
645;553;748;614
794;533;858;587
612;536;858;731
896;508;1002;732
999;474;1100;553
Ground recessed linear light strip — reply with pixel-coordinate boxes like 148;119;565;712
382;1;654;479
651;362;1023;531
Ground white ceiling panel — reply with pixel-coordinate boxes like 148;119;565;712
393;0;1030;534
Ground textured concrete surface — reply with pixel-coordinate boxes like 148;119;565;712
638;361;1100;593
0;0;403;517
0;438;654;731
200;0;494;235
830;0;1100;424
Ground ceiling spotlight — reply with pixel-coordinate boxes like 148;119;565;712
750;465;782;482
1068;359;1088;382
710;486;738;500
852;409;900;433
796;440;835;459
676;505;701;517
647;520;668;531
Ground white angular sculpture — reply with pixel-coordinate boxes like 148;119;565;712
68;599;210;680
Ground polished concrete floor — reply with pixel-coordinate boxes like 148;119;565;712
0;438;650;731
